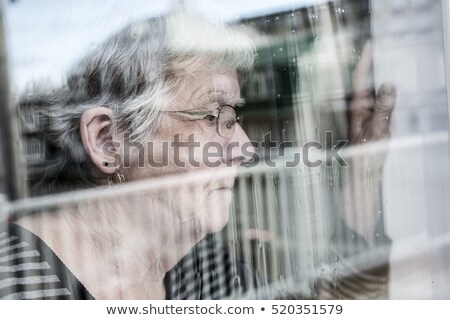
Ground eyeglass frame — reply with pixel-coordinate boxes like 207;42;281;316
163;105;241;138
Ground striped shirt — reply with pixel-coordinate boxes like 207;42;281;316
0;222;254;300
0;223;93;299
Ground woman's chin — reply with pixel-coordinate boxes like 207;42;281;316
203;190;233;233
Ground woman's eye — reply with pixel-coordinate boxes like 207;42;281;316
225;120;236;129
203;114;217;122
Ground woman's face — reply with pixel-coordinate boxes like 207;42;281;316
125;69;254;237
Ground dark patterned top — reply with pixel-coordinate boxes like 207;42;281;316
164;234;255;299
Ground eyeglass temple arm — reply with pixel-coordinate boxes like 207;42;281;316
169;109;220;120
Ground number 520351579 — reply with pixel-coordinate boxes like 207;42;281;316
271;304;343;315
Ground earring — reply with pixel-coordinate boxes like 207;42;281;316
107;170;126;186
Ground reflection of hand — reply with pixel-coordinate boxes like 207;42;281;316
350;42;396;147
342;42;396;246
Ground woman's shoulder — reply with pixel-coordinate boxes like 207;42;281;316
0;221;94;300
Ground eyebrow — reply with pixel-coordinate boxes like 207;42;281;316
197;90;246;109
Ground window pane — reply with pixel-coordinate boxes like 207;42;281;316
0;0;449;300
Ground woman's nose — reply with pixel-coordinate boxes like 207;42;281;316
224;124;255;166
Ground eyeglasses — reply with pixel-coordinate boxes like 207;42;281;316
165;105;240;139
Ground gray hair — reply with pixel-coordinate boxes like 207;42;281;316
22;9;256;195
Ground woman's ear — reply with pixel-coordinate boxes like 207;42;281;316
80;107;119;174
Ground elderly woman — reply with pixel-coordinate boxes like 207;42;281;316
1;9;257;299
1;6;396;299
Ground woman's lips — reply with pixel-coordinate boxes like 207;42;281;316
209;182;235;193
214;187;232;191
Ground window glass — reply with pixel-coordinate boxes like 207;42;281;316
0;0;449;299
